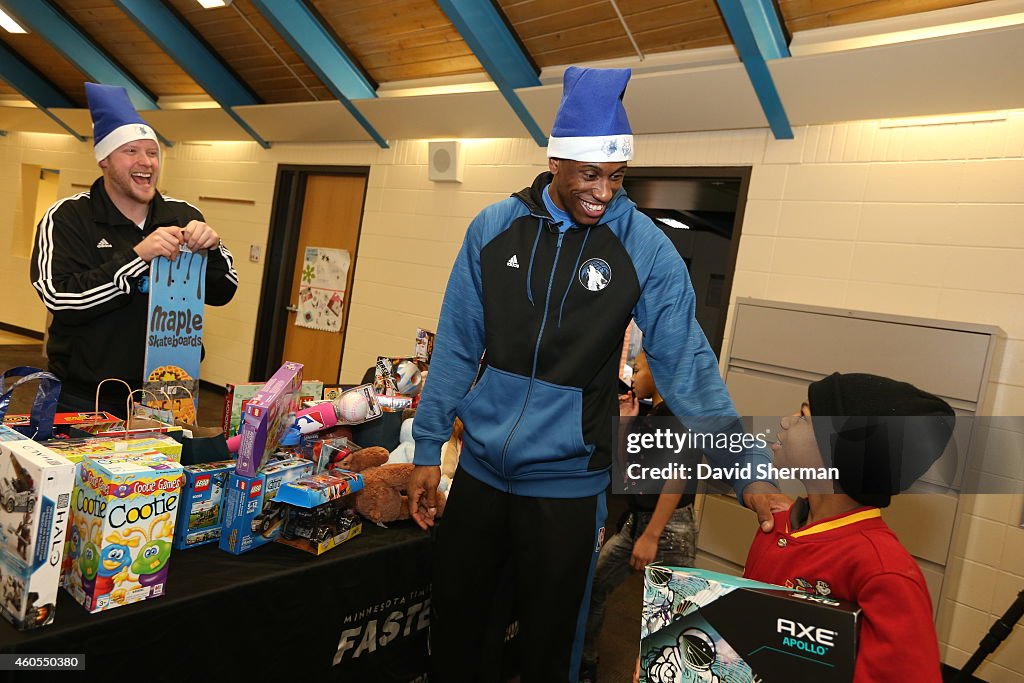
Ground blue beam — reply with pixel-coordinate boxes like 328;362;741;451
3;0;157;111
0;38;84;140
250;0;387;148
717;0;793;139
435;0;546;147
113;0;269;149
740;0;789;60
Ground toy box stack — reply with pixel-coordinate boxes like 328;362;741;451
64;453;183;613
219;457;312;555
274;470;364;556
640;566;860;683
222;380;324;437
174;460;235;549
0;426;75;630
236;362;304;476
42;433;182;465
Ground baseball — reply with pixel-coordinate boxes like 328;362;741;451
336;391;370;423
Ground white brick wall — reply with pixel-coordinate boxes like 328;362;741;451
1;112;1022;679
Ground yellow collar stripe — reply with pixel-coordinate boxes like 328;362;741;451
789;508;881;538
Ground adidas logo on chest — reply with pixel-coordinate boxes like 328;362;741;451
506;255;519;268
96;238;112;248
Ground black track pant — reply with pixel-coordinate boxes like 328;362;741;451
430;470;608;683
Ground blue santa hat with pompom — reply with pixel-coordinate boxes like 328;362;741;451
546;66;633;162
86;82;158;162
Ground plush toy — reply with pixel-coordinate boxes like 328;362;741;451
387;418;415;465
335;446;447;525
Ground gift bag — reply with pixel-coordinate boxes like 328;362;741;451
0;367;62;440
86;381;177;437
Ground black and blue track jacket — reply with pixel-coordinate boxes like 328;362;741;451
413;172;771;499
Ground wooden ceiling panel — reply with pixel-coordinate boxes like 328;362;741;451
779;0;985;33
499;0;730;67
0;33;90;106
309;0;484;82
50;0;201;99
165;0;333;103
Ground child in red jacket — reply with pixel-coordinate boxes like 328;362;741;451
743;372;954;683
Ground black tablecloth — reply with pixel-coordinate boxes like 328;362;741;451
0;522;437;681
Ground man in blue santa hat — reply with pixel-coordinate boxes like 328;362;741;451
408;67;787;681
30;83;237;414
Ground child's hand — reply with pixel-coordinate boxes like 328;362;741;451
619;390;639;417
631;533;658;570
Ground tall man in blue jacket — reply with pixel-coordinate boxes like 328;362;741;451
408;67;786;682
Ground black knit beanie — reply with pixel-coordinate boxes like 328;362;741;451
807;373;955;508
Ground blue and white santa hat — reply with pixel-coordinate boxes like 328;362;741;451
85;82;158;162
546;66;633;163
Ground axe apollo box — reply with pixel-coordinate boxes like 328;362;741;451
641;566;860;683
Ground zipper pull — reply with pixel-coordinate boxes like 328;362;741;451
557;231;564;248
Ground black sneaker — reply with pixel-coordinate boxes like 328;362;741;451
579;659;598;683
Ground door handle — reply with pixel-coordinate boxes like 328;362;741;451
285;305;298;313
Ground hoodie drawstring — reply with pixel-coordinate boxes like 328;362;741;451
525;218;544;306
557;227;590;328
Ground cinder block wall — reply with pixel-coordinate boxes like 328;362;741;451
1;115;1021;680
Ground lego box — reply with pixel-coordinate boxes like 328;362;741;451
173;460;234;549
65;453;184;613
219;458;312;555
0;426;75;630
222;380;324;437
641;566;860;683
236;362;304;476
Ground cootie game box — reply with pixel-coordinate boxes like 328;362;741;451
0;426;75;630
641;566;860;683
174;460;235;549
219;457;312;555
64;453;184;614
236;362;304;476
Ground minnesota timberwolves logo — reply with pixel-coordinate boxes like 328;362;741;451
579;258;611;291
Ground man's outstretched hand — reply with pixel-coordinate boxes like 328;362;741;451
742;481;793;533
408;465;441;531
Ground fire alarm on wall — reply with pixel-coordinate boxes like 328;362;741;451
428;141;463;183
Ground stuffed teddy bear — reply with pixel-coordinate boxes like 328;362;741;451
334;446;447;525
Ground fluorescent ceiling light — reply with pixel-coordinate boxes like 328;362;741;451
197;0;232;8
657;217;690;230
0;7;28;33
879;112;1008;128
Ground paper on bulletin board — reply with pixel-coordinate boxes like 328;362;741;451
296;247;349;332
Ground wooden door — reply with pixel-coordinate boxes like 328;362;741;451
280;174;365;383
